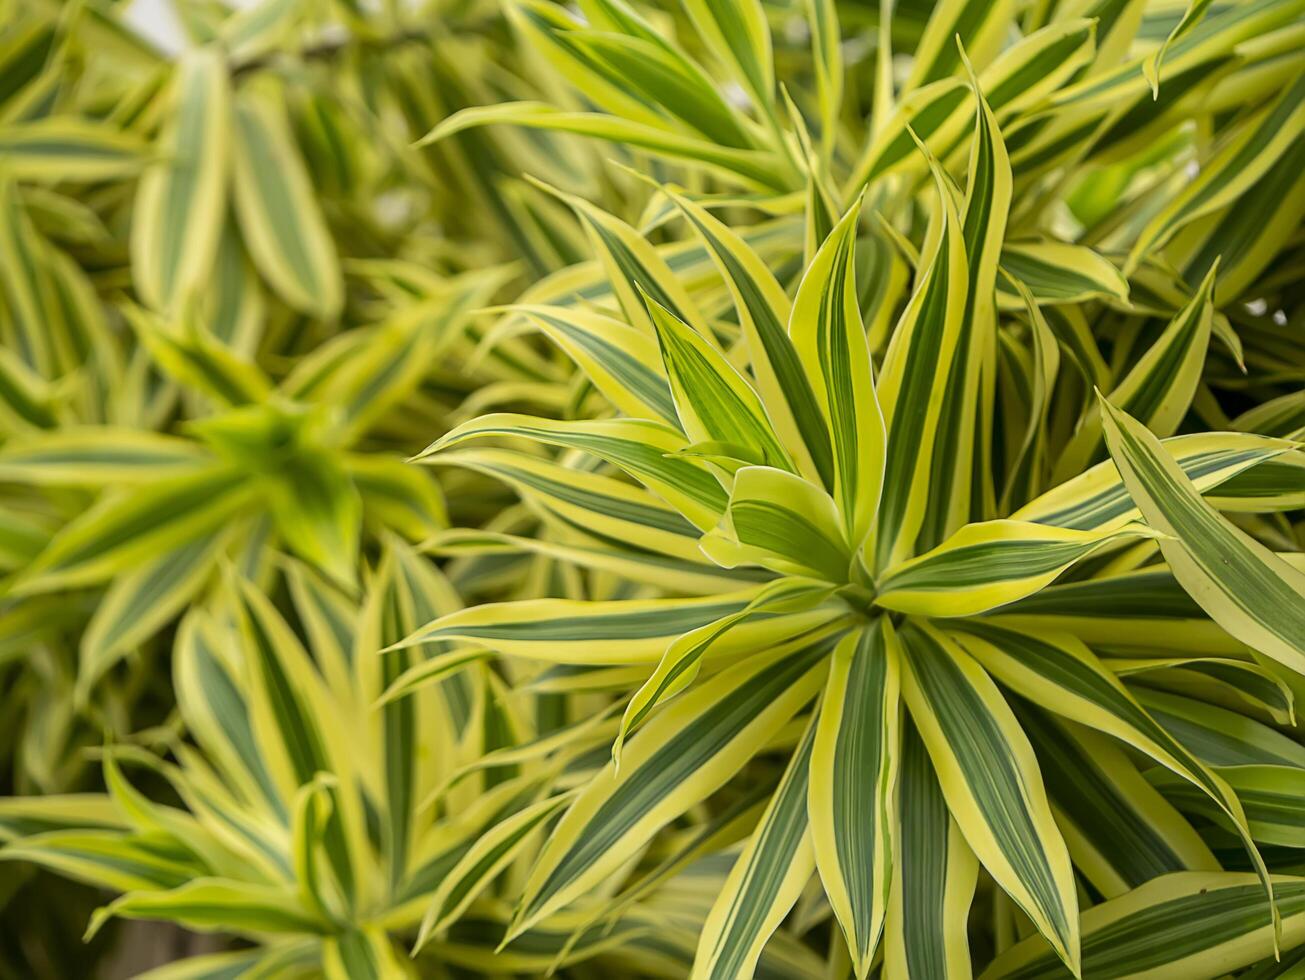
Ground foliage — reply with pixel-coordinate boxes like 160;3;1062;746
1;0;1304;977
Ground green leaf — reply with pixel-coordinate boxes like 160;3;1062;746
810;621;900;979
131;48;230;313
507;636;831;939
691;716;818;979
1099;398;1305;676
899;623;1079;973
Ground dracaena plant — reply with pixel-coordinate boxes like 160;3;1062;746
0;0;597;801
399;53;1305;977
0;271;507;701
0;542;825;979
0;542;545;978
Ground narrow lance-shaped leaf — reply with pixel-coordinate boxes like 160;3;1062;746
877;519;1161;617
416;791;575;950
173;613;287;818
1013;708;1219;900
903;0;1016;92
0;831;200;896
508;304;677;424
231;80;343;320
0;428;211;485
983;872;1305;980
131;48;230;313
1001;282;1061;511
691;715;819;980
10;466;256;595
641;289;792;472
323;928;408;980
701;466;851;581
679;0;775;112
86;879;325;941
874;143;969;570
1054;263;1216;482
1133;688;1305;771
803;0;842;160
0;118;150;181
920;47;1012;548
883;716;979;980
392;590;766;665
419;103;792;191
1143;0;1215;95
506;637;832;940
789;197;885;548
899;624;1079;974
810;620;900;979
232;578;364;908
996;243;1129;309
953;621;1275;917
0;178;56;375
613;581;841;761
416;413;726;532
534;181;707;336
424;447;705;562
662;185;833;488
1126;70;1305;273
1099;398;1305;677
78;527;230;702
1016;431;1296;533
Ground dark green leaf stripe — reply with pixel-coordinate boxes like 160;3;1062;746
440;801;562;917
522;638;831;919
921;78;1003;548
472;456;701;539
1016;705;1194;889
23;467;250;584
2;832;199;890
331;931;381;980
526;309;678;423
238;588;355;902
897;719;958;979
877;220;956;566
380;580;414;890
182;621;286;819
831;626;892;959
994;568;1202;620
998;248;1112;301
1183;129;1305;286
704;719;816;978
1153;71;1305;240
233;103;327;302
646;297;789;468
675;205;834;487
395;551;474;733
985;24;1094;108
913;0;1005;86
154;55;221;305
816;227;868;537
440;421;726;515
585;217;691;325
731;499;849;580
1027;447;1277;529
1134;690;1305;769
956;623;1221;799
421;600;749;645
992;880;1305;980
862;84;970;186
883;538;1101;593
82;531;222;677
1106;410;1305;659
903;625;1071;950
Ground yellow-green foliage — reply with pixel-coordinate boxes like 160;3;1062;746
1;0;1304;977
